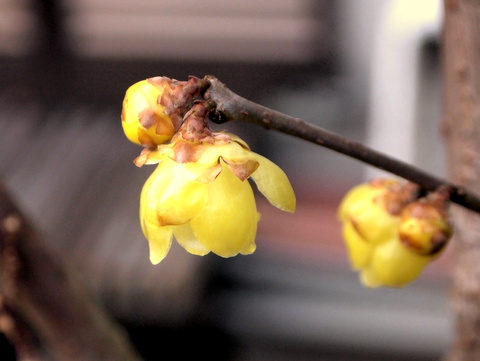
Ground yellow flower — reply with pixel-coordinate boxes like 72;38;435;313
121;77;177;147
338;179;451;288
140;133;296;264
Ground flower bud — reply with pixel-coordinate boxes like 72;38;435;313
361;191;452;288
121;77;176;147
337;179;455;288
398;191;453;256
338;179;415;273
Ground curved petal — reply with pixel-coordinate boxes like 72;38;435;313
136;149;165;166
359;268;382;288
249;153;296;213
337;183;373;221
182;161;223;183
349;202;399;245
157;177;207;226
144;160;208;226
191;163;258;257
145;224;174;265
140;170;174;264
174;223;210;256
370;239;431;288
342;221;372;270
191;138;250;170
229;134;251;150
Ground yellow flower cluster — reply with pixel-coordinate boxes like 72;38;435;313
338;179;452;288
121;77;296;264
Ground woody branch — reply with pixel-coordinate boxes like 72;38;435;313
204;75;480;214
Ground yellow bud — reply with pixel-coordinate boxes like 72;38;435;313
398;194;453;256
121;78;176;147
337;178;450;288
360;195;453;288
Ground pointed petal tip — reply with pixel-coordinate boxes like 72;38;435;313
149;251;166;265
272;195;296;213
284;200;297;213
142;224;173;265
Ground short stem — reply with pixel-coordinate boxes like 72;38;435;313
204;75;480;214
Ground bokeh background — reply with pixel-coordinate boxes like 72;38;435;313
0;0;451;360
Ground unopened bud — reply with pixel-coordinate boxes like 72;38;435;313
122;76;210;147
398;190;453;256
337;178;454;288
121;77;177;147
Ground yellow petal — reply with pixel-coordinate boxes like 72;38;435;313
174;223;210;256
170;139;222;169
369;238;431;288
140;171;174;264
145;224;174;265
156;178;207;226
338;179;401;221
348;201;399;244
145;160;208;226
121;79;175;146
250;153;296;212
190;163;258;257
338;183;375;221
140;166;160;233
359;268;383;288
182;162;223;183
189;136;254;174
343;221;373;270
157;141;224;184
134;149;167;167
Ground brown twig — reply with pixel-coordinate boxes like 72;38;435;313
204;75;480;214
0;296;42;360
0;182;143;361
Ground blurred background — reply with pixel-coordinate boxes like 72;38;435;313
0;0;451;360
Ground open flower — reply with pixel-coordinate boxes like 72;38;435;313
139;132;296;264
338;179;452;288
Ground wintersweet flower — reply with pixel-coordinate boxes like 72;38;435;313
121;76;207;147
121;77;177;147
139;131;296;264
338;179;452;288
